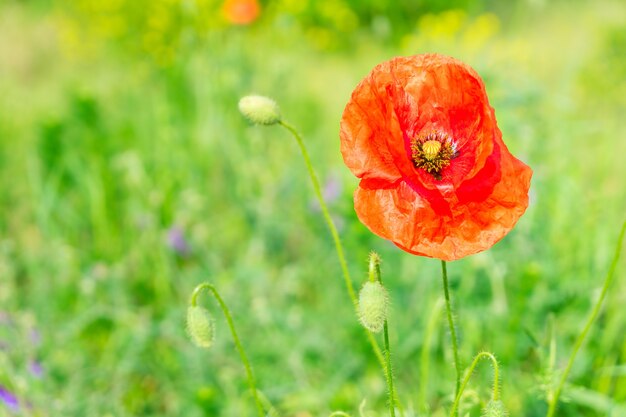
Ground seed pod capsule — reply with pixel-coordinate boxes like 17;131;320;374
187;305;216;349
482;400;508;417
238;95;281;126
358;281;389;333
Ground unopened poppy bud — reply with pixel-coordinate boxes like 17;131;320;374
358;281;388;333
482;400;508;417
238;95;281;125
187;305;215;348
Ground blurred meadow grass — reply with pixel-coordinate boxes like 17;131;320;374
1;0;625;416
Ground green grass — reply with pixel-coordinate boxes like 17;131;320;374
1;1;625;416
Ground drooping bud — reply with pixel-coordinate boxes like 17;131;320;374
238;95;281;126
186;305;215;348
482;400;508;417
358;281;389;333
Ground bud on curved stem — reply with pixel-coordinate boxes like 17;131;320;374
241;101;403;413
449;351;502;417
274;118;386;369
241;99;387;370
186;305;215;348
238;95;281;125
188;283;265;417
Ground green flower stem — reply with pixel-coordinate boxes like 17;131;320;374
449;351;500;417
382;321;396;417
370;254;397;417
278;120;385;368
546;221;626;417
191;283;265;417
441;260;461;411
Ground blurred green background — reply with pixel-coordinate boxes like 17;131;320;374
1;0;625;416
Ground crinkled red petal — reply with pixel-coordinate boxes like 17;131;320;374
342;54;533;260
353;138;531;261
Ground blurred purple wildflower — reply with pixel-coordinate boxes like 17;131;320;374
0;312;12;326
0;312;11;352
323;175;342;202
29;360;44;379
29;329;41;346
310;174;343;211
0;385;19;412
167;226;190;256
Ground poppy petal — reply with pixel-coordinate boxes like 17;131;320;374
342;54;532;260
340;74;405;186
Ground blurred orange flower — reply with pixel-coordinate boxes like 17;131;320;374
340;54;532;261
222;0;260;25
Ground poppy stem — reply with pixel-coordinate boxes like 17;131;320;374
383;320;396;417
191;283;265;417
449;351;500;417
441;260;461;413
370;254;397;417
546;221;626;417
278;120;386;367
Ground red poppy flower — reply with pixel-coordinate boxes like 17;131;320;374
340;54;532;261
222;0;260;25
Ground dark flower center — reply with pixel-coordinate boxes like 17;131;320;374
411;131;457;180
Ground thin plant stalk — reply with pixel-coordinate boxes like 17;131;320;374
449;351;500;417
546;221;626;417
279;120;385;368
191;283;265;417
382;321;396;417
545;314;556;405
280;121;404;415
369;254;397;417
441;260;461;409
257;389;281;417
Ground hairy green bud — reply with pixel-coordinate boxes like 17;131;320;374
187;305;215;348
483;400;508;417
358;281;389;333
238;95;281;125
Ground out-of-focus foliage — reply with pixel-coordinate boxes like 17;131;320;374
1;0;626;416
54;0;523;63
580;25;626;111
